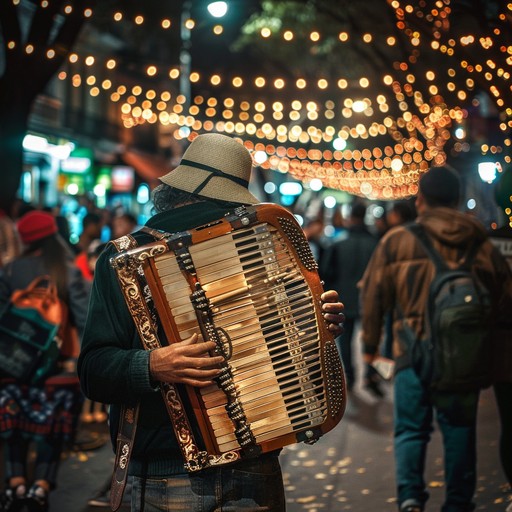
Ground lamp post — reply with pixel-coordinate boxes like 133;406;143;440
179;1;229;113
180;0;192;113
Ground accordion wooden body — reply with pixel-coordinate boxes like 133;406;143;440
111;203;346;470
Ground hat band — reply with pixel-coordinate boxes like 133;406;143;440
180;159;249;195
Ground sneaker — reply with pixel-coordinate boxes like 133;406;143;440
0;484;27;512
400;498;423;512
25;484;48;512
506;501;512;512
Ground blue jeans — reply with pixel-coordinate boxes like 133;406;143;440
394;368;479;512
131;454;285;511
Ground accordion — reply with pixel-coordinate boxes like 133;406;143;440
111;203;346;470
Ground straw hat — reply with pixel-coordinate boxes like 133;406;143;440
159;133;259;205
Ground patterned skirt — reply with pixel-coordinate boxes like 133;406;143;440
0;376;83;442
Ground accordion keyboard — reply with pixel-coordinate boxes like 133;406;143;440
153;222;328;453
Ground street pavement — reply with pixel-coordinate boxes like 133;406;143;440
42;379;509;512
11;327;507;512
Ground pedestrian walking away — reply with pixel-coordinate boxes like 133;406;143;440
321;201;379;395
359;166;512;512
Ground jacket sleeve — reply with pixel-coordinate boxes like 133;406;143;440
77;245;158;404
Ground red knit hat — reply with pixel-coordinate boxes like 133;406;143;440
17;210;58;244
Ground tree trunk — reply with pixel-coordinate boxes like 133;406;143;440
0;90;31;214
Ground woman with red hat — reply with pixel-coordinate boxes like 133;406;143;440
0;210;90;512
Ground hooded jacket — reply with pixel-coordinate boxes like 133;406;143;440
359;207;512;373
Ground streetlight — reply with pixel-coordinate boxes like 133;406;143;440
180;0;193;112
207;2;229;18
478;162;498;183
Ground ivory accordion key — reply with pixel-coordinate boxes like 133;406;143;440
111;203;346;470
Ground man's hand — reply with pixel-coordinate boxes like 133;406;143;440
320;290;345;337
362;353;375;365
149;334;224;388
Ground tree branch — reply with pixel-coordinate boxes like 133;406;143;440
27;0;64;48
0;1;23;79
25;0;96;99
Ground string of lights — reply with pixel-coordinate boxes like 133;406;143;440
7;0;511;200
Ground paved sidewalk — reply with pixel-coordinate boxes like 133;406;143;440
2;346;507;512
41;380;509;512
280;382;509;512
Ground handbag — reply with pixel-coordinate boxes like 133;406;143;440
0;275;66;383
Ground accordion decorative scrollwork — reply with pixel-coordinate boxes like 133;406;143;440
111;203;346;470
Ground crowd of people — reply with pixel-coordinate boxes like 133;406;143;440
0;134;510;512
0;203;141;511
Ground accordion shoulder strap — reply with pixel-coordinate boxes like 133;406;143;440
109;234;138;511
109;233;139;511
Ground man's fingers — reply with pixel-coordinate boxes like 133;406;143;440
180;339;217;355
186;354;225;368
177;368;222;388
321;301;344;314
179;333;199;346
182;377;218;388
323;311;345;323
320;289;339;303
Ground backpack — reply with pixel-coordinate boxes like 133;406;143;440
406;223;493;391
0;275;68;384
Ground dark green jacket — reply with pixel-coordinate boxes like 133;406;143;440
77;200;239;476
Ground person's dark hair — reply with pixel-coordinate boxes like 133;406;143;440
419;166;460;208
117;212;137;225
350;202;367;221
91;242;108;257
55;215;72;244
82;212;102;229
22;235;72;302
390;200;416;223
152;183;241;214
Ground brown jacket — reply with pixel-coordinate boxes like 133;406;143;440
360;207;512;373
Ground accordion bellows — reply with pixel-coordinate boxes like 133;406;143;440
111;203;346;470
